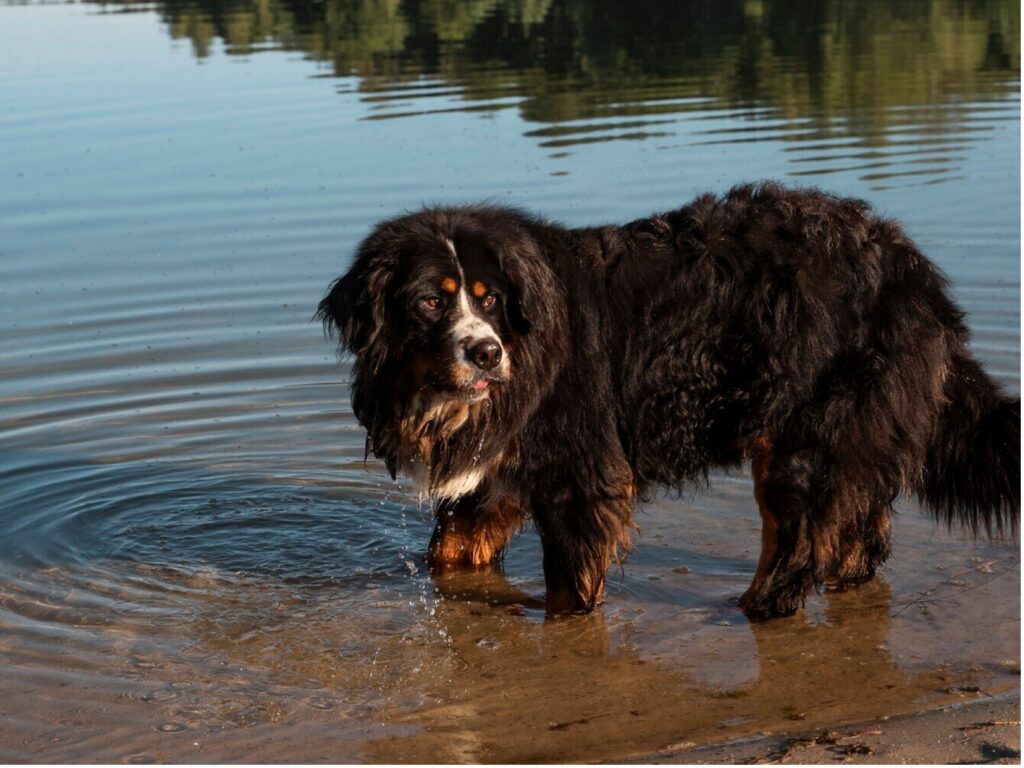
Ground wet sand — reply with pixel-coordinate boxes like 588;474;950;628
633;689;1020;764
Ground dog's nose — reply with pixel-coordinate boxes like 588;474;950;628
466;339;502;371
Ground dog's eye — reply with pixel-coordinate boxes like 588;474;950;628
420;296;442;312
481;293;498;311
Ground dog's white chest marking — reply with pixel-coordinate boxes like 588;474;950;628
431;467;488;500
406;459;487;500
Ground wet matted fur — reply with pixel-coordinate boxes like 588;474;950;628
318;183;1019;618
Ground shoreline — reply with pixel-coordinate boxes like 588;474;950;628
625;689;1020;764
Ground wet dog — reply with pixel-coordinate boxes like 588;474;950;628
317;183;1019;618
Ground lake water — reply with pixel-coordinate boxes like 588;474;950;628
0;0;1019;761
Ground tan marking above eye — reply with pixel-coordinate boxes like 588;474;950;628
472;281;487;298
441;277;458;294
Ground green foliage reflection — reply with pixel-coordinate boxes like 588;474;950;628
97;0;1020;141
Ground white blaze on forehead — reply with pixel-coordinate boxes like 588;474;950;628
446;240;501;350
452;284;500;344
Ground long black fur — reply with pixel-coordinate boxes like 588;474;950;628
318;182;1019;618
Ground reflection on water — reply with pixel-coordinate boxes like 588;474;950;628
108;0;1022;185
0;0;1019;762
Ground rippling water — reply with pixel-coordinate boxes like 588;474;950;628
0;0;1019;761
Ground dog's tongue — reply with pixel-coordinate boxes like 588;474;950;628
472;379;490;391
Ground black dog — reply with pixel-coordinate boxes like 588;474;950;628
318;183;1019;618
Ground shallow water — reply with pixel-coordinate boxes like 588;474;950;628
0;0;1019;762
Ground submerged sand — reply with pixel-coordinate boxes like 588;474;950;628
1;487;1019;763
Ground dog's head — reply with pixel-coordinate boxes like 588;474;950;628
318;207;565;491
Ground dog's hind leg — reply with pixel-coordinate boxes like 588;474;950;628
828;499;893;588
428;493;525;569
740;437;896;617
739;438;815;617
740;436;788;614
739;439;839;618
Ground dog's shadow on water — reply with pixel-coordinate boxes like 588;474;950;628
168;542;930;762
358;568;958;763
116;518;1007;763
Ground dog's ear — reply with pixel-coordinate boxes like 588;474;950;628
316;232;401;369
499;235;561;337
316;271;358;346
504;266;536;336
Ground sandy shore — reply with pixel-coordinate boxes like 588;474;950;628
626;689;1020;764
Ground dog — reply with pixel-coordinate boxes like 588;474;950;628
317;182;1019;618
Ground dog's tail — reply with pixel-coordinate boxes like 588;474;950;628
914;351;1019;537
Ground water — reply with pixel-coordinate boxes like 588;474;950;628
0;0;1019;761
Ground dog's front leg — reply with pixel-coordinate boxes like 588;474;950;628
427;492;525;569
534;484;636;614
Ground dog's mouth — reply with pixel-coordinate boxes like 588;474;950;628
426;370;504;403
457;374;504;402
